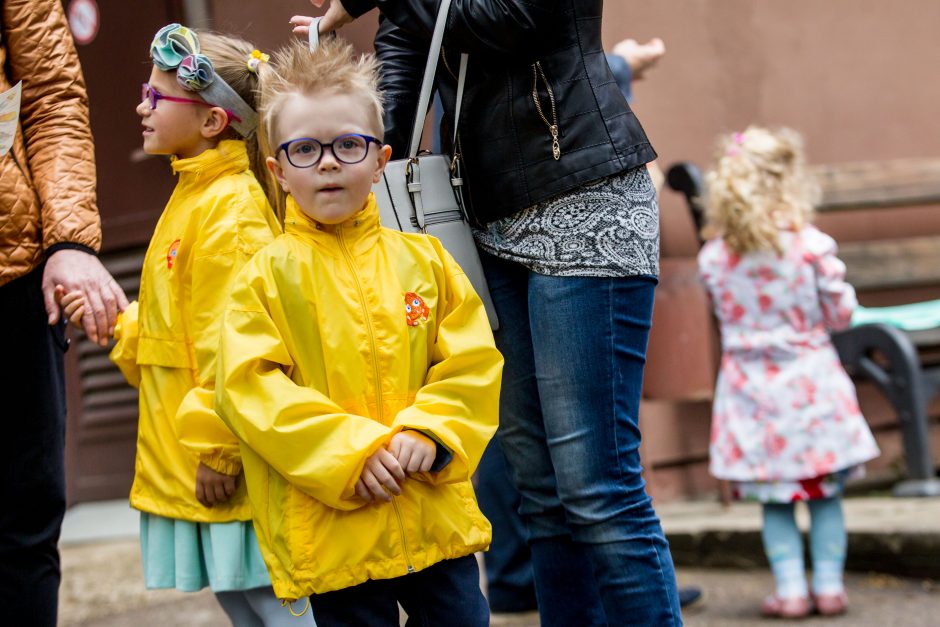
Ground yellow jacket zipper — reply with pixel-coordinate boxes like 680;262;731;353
337;227;414;573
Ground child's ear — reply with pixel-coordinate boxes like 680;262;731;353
372;144;393;184
266;156;290;192
202;107;231;139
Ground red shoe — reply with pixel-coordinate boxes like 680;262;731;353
760;594;811;619
813;591;848;616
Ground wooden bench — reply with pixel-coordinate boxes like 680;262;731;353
667;158;940;497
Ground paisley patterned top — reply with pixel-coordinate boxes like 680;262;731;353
473;166;659;278
698;226;879;487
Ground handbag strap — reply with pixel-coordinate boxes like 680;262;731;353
408;0;467;159
307;17;323;51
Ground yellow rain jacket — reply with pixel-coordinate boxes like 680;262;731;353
110;140;279;522
216;194;503;599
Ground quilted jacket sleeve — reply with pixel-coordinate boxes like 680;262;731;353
4;0;101;253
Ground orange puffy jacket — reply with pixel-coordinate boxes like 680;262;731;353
0;0;101;287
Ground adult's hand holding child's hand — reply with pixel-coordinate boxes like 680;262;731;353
195;463;238;508
388;431;436;475
355;448;405;503
55;286;87;330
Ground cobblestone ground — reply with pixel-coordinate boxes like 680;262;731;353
59;541;939;626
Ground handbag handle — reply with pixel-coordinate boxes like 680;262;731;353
407;0;467;159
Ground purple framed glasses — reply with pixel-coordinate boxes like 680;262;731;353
140;83;241;123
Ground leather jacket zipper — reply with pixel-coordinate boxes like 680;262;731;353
531;61;561;161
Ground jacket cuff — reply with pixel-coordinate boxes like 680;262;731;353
46;242;98;257
342;0;376;18
199;450;243;476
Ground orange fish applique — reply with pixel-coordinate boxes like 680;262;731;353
404;292;429;327
167;239;181;269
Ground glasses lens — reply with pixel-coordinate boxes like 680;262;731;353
288;139;322;167
333;134;368;164
142;84;158;109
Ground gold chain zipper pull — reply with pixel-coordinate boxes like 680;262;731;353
550;125;560;161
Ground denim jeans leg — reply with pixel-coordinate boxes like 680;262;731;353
475;439;537;612
526;273;681;626
479;251;607;627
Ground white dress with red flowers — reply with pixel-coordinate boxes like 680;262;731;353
698;226;879;502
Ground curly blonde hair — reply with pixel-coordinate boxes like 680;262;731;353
257;38;384;222
702;126;820;254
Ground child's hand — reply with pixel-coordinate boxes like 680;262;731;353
388;431;436;475
355;448;405;503
55;285;86;330
195;463;238;508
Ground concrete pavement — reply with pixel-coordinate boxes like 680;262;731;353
57;497;940;625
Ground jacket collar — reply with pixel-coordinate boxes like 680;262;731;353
284;192;381;252
171;139;249;180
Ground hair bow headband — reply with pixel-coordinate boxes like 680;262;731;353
149;23;258;137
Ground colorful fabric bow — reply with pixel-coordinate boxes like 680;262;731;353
150;23;200;72
147;23;259;138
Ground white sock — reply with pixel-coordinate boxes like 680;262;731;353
771;558;808;599
812;560;845;596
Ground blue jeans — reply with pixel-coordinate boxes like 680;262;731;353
309;555;487;626
476;439;536;612
480;250;682;627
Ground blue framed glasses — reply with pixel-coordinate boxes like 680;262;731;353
276;133;382;168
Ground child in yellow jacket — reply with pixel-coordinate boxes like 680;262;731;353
61;24;314;626
214;38;503;624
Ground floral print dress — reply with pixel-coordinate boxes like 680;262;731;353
698;226;880;503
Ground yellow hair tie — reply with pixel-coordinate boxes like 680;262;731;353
247;49;270;73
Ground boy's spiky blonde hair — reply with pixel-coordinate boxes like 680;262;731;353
703;126;820;255
259;37;385;155
258;37;385;222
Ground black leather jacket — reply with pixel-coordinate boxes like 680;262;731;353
345;0;657;225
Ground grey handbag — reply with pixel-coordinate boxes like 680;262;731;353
310;3;498;330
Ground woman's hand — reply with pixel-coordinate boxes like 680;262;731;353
290;0;353;37
195;463;238;508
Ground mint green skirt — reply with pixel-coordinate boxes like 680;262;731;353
139;513;271;592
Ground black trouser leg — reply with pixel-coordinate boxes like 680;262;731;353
0;265;67;627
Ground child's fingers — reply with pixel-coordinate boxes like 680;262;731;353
223;475;237;497
361;469;392;502
195;481;211;508
355;479;373;502
396;446;414;473
68;306;85;328
376;449;406;482
54;285;66;302
212;482;228;503
416;449;434;473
